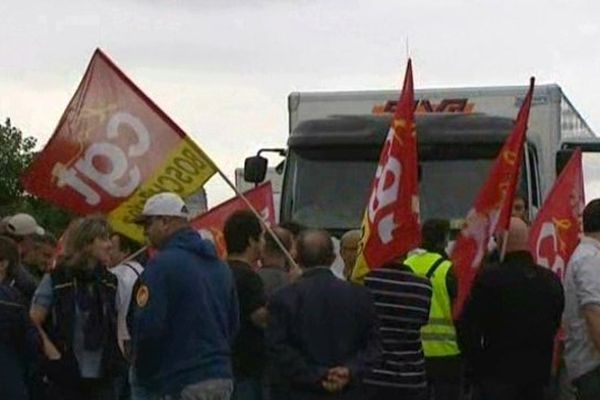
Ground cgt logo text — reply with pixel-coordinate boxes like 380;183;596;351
52;111;151;206
372;98;475;115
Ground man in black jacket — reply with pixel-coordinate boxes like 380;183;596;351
459;217;564;400
266;229;380;400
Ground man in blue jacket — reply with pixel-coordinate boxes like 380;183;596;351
266;229;380;400
131;192;239;399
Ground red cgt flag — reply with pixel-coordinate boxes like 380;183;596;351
451;78;535;317
351;59;420;282
529;148;584;375
22;49;217;242
191;182;276;259
530;148;584;281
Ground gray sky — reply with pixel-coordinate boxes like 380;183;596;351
2;0;600;206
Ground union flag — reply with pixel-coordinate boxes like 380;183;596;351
21;49;217;241
530;148;584;280
529;148;584;374
351;59;421;282
451;78;535;317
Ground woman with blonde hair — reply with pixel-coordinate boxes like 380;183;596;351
30;215;121;400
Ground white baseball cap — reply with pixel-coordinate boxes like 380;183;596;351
135;192;190;223
6;213;45;236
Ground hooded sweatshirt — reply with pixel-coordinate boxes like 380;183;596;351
131;228;239;395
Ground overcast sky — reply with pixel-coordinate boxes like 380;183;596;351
2;0;600;206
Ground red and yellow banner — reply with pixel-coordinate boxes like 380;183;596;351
451;78;535;317
530;148;584;280
352;59;421;282
21;49;216;241
192;182;275;258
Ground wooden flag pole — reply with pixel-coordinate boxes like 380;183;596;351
116;169;299;272
116;245;148;268
499;230;510;262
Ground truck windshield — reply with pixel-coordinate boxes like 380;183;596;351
282;149;527;231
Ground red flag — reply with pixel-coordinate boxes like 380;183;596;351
352;59;420;282
451;78;535;316
191;182;276;259
530;148;584;280
529;148;584;375
22;49;217;242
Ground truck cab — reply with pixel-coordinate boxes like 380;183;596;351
243;85;598;236
279;113;534;237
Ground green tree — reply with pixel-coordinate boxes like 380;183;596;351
0;118;72;235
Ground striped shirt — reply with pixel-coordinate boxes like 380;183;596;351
363;265;432;390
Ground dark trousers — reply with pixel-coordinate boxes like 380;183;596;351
478;378;544;400
426;356;462;400
367;385;427;400
232;377;263;400
47;377;118;400
428;379;461;400
574;365;600;400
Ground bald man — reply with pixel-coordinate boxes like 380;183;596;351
339;230;361;280
458;217;564;400
266;229;380;400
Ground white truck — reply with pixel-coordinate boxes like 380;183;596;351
243;84;599;236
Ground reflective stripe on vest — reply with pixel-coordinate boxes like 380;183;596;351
404;252;461;357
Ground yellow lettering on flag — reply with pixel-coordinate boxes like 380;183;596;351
108;137;216;242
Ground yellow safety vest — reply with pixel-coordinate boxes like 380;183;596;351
404;251;461;358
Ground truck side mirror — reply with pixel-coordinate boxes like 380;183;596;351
556;149;575;176
244;155;268;184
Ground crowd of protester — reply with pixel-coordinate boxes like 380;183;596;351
1;191;600;400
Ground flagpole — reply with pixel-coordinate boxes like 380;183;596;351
499;230;509;262
115;245;148;268
214;169;300;271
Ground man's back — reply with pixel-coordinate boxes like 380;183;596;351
363;265;432;392
132;229;239;395
267;267;379;396
459;251;564;383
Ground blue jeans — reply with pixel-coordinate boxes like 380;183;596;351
232;378;263;400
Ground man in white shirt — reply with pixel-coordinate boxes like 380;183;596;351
564;199;600;399
109;232;145;356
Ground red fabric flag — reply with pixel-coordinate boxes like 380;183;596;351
352;59;420;282
451;78;535;317
191;182;276;259
529;148;584;374
530;148;584;281
22;49;217;242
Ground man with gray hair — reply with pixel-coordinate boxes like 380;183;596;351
266;229;380;400
339;230;361;280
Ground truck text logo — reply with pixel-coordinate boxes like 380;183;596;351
372;98;475;115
